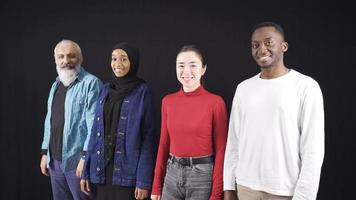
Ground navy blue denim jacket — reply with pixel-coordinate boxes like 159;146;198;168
82;82;157;190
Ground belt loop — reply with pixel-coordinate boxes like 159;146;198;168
189;157;193;166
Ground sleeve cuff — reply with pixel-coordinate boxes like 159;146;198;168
40;149;47;155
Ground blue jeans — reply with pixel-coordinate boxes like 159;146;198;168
161;157;213;200
49;159;95;200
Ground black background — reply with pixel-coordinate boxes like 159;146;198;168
1;0;355;199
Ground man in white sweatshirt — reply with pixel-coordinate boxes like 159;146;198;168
224;22;324;200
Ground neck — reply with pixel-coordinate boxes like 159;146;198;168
183;84;200;92
260;64;289;79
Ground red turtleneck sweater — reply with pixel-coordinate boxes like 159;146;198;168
151;86;228;200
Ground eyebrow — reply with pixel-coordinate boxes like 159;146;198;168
177;61;198;64
252;37;273;42
112;54;128;57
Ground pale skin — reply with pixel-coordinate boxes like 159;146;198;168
151;50;206;200
80;48;149;199
40;41;84;177
224;26;289;200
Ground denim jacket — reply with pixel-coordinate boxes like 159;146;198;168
41;67;102;172
82;82;157;190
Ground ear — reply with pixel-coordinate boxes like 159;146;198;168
282;42;288;52
201;64;207;75
79;54;84;65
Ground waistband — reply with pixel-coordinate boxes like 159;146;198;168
169;155;214;166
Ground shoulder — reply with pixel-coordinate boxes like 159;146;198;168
291;69;321;89
80;68;101;83
234;74;259;94
162;90;180;104
204;89;226;105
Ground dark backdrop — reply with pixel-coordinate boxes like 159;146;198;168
1;0;355;199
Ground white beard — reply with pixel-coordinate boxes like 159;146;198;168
56;65;80;86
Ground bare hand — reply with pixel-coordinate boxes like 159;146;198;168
134;187;149;199
150;194;161;200
40;155;49;176
80;179;91;196
224;190;238;200
76;158;85;178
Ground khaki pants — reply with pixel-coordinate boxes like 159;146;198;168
237;185;292;200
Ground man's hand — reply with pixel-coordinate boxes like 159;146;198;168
134;187;149;199
224;190;238;200
76;158;85;177
80;179;91;196
40;155;49;176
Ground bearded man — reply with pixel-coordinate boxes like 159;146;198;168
40;40;102;200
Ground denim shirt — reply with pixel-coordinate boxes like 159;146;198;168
41;67;103;172
82;82;157;190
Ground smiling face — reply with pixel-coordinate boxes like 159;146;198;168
54;41;82;86
176;51;206;92
251;26;288;69
111;49;130;78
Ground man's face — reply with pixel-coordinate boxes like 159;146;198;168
251;26;288;69
54;43;82;69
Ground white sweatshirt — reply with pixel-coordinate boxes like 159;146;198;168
224;69;324;200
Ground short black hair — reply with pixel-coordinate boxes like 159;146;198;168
252;21;285;40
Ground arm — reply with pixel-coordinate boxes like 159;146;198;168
223;88;239;192
83;79;102;151
151;97;171;197
292;80;324;200
135;86;158;190
77;79;102;177
209;98;228;200
40;83;56;175
40;84;56;153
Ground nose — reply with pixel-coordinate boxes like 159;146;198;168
259;44;268;54
63;56;69;64
183;66;191;74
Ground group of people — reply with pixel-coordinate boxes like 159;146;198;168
40;21;325;200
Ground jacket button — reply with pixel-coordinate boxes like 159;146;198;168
97;132;100;136
97;150;100;155
97;117;100;121
96;167;100;171
120;116;127;120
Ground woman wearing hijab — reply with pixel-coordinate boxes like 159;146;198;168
80;42;157;200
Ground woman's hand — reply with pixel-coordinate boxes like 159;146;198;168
134;187;149;199
150;194;161;200
80;179;91;196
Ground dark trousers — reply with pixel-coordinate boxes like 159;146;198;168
49;159;95;200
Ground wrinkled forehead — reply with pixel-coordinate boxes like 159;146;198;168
54;43;80;55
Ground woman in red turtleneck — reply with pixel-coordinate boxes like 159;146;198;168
151;45;228;200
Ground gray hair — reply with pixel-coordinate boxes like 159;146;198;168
54;39;83;60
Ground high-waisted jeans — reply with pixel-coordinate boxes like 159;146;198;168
161;157;213;200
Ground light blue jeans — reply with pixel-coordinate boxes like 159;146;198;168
161;157;213;200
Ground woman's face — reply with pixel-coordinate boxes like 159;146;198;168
111;49;130;77
176;51;206;92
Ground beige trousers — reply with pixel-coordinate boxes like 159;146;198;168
237;185;292;200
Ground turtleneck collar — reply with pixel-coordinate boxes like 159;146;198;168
179;85;205;96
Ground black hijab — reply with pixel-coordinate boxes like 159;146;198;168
103;42;144;166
